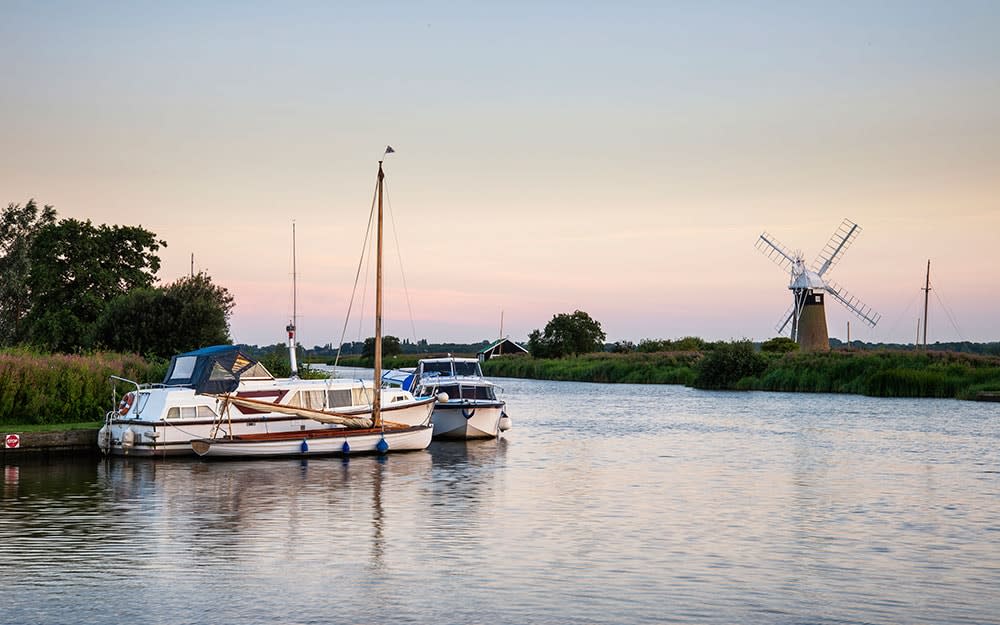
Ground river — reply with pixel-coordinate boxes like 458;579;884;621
2;379;998;624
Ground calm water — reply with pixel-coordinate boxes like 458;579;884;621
2;379;999;625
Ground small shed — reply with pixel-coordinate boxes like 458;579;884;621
477;338;529;362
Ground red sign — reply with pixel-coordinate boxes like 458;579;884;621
4;434;20;449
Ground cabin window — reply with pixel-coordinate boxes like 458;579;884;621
289;390;326;410
166;405;218;419
436;384;495;400
167;356;197;382
454;361;480;377
239;362;274;380
423;362;452;376
328;389;354;408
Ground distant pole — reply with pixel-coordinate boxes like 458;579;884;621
190;253;194;277
847;321;851;350
916;318;921;350
921;259;931;349
293;221;297;337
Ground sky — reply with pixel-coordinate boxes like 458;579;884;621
2;1;998;347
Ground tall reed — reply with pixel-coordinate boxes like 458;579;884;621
0;348;162;426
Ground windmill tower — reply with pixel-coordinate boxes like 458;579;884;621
755;219;881;351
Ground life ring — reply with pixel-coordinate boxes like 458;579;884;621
118;392;135;416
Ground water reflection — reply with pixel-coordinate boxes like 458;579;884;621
3;382;999;625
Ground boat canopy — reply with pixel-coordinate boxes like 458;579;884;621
162;345;273;394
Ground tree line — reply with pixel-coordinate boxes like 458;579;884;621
1;200;233;358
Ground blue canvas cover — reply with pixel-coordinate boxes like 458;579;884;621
162;345;263;395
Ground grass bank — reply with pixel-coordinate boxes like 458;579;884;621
0;349;165;426
483;352;699;385
746;349;1000;399
482;347;1000;400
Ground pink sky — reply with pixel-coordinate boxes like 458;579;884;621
3;3;998;347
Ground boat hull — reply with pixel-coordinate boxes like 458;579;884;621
431;402;505;439
191;425;433;458
101;396;436;457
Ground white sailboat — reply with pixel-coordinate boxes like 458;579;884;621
192;148;434;458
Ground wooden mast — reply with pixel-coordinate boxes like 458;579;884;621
373;159;385;428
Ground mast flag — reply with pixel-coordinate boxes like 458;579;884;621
385;145;395;154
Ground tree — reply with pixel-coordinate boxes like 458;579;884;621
362;335;403;359
0;200;57;345
93;272;234;359
761;336;799;354
528;310;606;358
693;340;768;389
24;218;165;351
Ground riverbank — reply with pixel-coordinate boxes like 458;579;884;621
2;428;100;459
482;348;1000;400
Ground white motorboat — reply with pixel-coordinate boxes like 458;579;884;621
98;345;433;457
387;357;511;439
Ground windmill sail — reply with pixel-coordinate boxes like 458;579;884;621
825;280;880;327
813;219;861;277
755;233;800;272
775;304;795;334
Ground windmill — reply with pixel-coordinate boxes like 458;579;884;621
755;219;881;351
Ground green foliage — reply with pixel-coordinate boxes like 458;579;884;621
692;340;768;390
19;216;165;351
637;336;708;352
333;353;430;369
0;200;57;345
362;335;403;359
752;349;1000;398
259;346;293;378
0;348;164;425
93;272;234;358
528;310;606;358
483;351;699;385
761;336;800;354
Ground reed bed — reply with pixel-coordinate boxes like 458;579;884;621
485;348;1000;400
483;352;699;385
750;350;1000;399
0;349;163;425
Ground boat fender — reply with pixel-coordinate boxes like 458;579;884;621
300;439;309;453
436;392;449;403
376;437;389;454
118;392;135;415
341;441;351;454
97;424;111;453
122;427;136;454
461;402;476;419
499;412;512;432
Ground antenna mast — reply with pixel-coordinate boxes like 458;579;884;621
921;260;931;349
286;221;299;377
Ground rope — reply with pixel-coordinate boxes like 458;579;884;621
384;177;419;344
333;176;379;369
932;283;967;342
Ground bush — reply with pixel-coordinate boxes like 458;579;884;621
693;340;767;390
